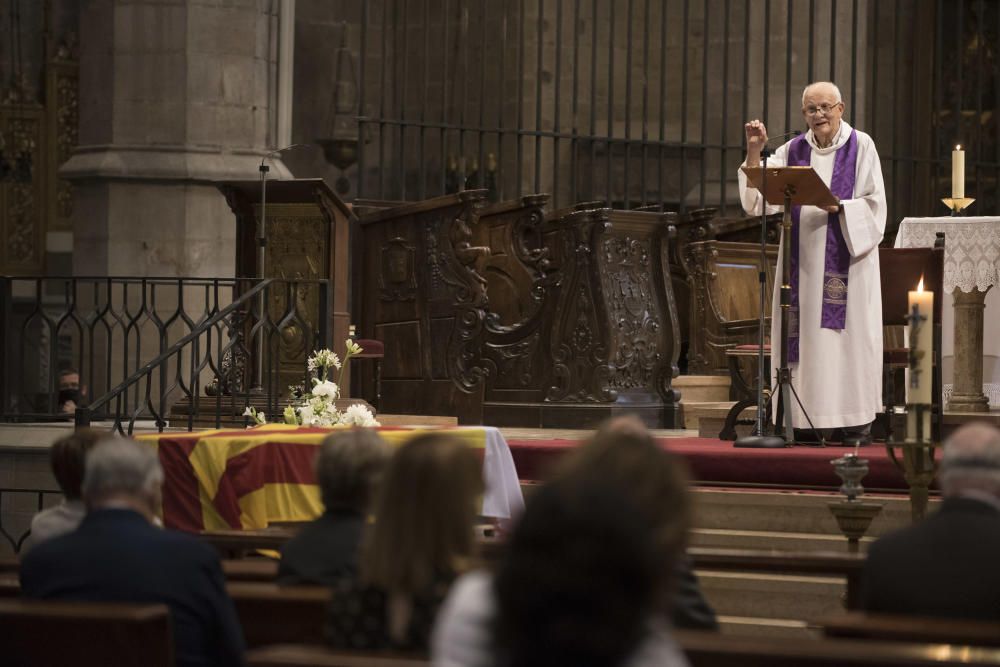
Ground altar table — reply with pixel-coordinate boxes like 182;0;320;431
896;217;1000;411
137;425;524;532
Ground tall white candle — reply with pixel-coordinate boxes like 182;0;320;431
906;278;934;441
952;145;965;200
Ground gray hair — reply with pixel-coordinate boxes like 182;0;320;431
82;438;164;503
802;81;843;106
940;423;1000;497
316;429;390;512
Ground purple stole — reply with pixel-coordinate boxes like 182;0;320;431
784;130;858;364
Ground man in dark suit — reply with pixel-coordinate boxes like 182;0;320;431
861;422;1000;619
278;429;390;585
20;438;245;667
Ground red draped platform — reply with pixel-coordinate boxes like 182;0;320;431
505;437;924;492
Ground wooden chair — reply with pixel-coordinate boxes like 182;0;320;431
877;235;945;441
0;598;173;667
352;338;385;411
816;611;1000;647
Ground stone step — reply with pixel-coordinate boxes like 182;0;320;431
675;375;732;403
691;488;930;538
690;527;874;553
696;570;846;621
698;404;754;439
680;401;736;431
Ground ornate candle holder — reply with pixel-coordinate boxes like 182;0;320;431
941;197;975;216
886;403;939;522
828;454;883;553
884;305;940;521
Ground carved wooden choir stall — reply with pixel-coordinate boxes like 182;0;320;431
354;193;684;428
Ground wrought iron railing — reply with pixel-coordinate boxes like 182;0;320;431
0;487;60;554
1;276;331;434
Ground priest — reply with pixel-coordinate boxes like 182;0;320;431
738;81;887;446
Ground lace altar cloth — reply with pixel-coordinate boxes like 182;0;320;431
896;217;1000;293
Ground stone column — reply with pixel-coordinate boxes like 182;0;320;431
58;0;293;407
948;287;992;412
61;0;291;278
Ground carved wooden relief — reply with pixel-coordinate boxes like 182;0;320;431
45;42;78;232
547;210;614;403
0;104;44;272
601;234;662;391
378;237;417;301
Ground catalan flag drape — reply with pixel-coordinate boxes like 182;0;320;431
137;424;524;533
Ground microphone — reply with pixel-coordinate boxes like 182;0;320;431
259;143;310;170
766;129;802;146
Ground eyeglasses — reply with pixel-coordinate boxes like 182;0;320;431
804;103;842;116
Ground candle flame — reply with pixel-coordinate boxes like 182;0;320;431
956;144;962;151
917;277;924;292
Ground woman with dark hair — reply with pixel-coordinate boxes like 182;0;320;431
433;420;696;667
21;429;103;553
495;478;688;667
325;432;483;652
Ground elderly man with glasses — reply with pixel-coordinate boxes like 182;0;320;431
738;81;887;446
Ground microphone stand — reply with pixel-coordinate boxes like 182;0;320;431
735;140;785;448
250;144;308;394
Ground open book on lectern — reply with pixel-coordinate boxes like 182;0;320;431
741;165;839;209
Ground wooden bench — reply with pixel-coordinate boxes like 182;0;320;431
244;634;1000;667
677;629;1000;666
816;611;1000;647
223;558;281;581
227;581;331;648
0;598;173;667
201;528;297;558
688;547;866;609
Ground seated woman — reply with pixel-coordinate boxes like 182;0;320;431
278;429;390;585
21;428;103;554
325;432;483;652
432;421;695;667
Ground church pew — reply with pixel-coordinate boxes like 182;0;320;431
688;547;865;610
816;611;1000;647
0;572;19;597
201;528;297;558
0;598;173;667
676;629;1000;666
226;581;331;648
247;645;426;666
244;634;1000;667
223;558;280;582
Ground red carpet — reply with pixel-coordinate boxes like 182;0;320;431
506;437;925;492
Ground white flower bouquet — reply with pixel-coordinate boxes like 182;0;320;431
244;340;379;428
287;339;379;427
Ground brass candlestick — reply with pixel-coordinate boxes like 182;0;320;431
941;197;975;216
828;454;883;553
886;403;939;522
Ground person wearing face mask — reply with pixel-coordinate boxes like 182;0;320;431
738;81;887;447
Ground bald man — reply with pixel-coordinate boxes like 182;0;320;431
861;423;1000;619
738;82;887;446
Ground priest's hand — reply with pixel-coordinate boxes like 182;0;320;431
745;119;768;164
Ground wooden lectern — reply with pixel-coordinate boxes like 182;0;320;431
217;178;355;391
739;165;838;446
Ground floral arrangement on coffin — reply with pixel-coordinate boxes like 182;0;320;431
243;339;379;428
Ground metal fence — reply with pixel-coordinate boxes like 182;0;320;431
1;277;331;432
345;0;997;238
